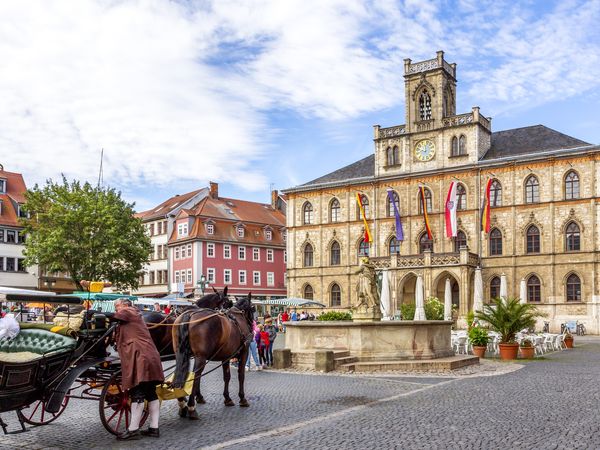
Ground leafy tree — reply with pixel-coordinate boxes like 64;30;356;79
21;177;151;291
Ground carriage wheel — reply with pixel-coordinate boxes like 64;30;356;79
17;396;69;426
99;372;148;436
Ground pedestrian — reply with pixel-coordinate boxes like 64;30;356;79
300;310;308;321
164;304;171;315
153;302;161;312
264;318;277;366
109;298;164;440
291;310;298;321
246;320;261;370
257;324;269;368
281;310;289;332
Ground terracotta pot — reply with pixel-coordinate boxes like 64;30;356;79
564;336;574;349
498;342;519;360
519;346;535;359
472;346;486;358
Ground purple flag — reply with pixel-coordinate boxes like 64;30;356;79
387;189;404;241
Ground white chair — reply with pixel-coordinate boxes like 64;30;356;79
534;335;545;355
454;335;468;355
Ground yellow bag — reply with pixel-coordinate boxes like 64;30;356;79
155;372;195;401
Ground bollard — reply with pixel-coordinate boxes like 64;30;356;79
273;348;291;369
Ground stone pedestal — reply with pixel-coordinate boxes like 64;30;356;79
352;306;382;322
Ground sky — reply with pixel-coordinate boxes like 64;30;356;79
1;0;599;212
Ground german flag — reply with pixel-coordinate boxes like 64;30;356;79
481;179;492;233
356;193;372;243
419;186;433;239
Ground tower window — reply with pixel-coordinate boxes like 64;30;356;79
419;90;432;120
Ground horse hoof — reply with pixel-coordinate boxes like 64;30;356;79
239;399;250;407
188;410;200;420
179;408;188;418
224;399;235;407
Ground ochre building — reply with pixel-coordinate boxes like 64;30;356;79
283;51;600;333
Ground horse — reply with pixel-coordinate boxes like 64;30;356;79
196;286;233;310
172;294;255;419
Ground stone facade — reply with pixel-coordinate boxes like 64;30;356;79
284;51;600;334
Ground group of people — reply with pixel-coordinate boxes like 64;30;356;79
245;315;278;370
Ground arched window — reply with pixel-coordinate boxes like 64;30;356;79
418;188;433;214
386;147;394;166
489;228;502;256
566;274;581;302
525;175;540;203
490;180;502;207
527;275;541;302
565;171;580;200
303;284;314;300
330;241;341;266
303;243;314;267
387;191;399;217
451;137;458;156
356;195;370;220
358;239;370;257
456;183;466;210
389;237;401;255
454;230;467;252
526;225;540;254
303;202;314;225
490;276;501;300
330;283;341;307
330;198;340;223
565;222;581;251
419;89;432;120
393;146;400;165
459;135;466;155
419;232;433;253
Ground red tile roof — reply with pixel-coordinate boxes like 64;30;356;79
192;196;286;226
0;169;27;227
136;189;205;221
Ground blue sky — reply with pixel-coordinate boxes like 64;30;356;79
1;0;599;211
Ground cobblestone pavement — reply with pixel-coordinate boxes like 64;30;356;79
2;338;600;449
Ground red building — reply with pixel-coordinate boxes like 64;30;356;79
168;183;286;299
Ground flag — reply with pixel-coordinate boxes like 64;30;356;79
356;193;372;243
445;181;458;238
419;186;433;239
387;189;404;241
481;179;492;233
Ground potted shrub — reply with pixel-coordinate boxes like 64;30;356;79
475;298;542;361
564;330;574;349
468;326;489;358
519;338;535;359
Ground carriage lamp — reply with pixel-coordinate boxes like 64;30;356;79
196;275;210;295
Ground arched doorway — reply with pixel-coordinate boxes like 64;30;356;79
434;273;460;311
397;273;418;308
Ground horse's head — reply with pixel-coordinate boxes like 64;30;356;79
196;286;232;310
234;293;255;325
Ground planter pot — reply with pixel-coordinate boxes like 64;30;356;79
564;336;574;349
472;346;486;358
519;346;535;359
498;343;519;360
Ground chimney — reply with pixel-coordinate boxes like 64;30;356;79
271;189;278;209
209;181;218;199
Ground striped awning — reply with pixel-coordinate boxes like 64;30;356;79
252;297;325;307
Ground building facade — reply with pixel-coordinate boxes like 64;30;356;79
0;165;38;288
283;51;600;333
169;183;287;299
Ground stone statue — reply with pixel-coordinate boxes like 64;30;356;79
354;259;380;312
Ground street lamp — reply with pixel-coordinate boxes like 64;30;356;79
196;274;210;296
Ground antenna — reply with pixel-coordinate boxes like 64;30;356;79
97;149;104;188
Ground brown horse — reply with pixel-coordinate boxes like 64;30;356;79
171;294;254;419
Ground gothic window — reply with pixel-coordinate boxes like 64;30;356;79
387;191;399;217
456;184;466;210
303;243;314;267
451;137;459;156
565;171;580;200
490;180;502;207
525;175;540;203
393;146;400;165
386;146;400;166
330;241;341;266
358;239;370;257
489;228;503;256
418;188;433;214
454;230;467;252
303;284;314;300
419;232;433;253
490;276;501;300
330;198;340;222
389;237;401;255
526;225;540;254
419;89;432;120
330;283;341;307
459;135;466;155
527;275;541;302
565;222;581;251
566;274;581;302
357;194;370;220
303;202;313;224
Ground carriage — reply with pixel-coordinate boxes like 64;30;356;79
0;291;155;436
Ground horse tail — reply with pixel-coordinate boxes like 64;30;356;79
173;311;192;388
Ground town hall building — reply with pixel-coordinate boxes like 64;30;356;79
283;51;600;332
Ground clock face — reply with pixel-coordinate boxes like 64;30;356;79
415;140;436;161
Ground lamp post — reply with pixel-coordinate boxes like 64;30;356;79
196;274;210;297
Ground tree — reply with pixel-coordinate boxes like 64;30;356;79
21;176;151;291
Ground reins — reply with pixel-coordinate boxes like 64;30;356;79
145;311;222;329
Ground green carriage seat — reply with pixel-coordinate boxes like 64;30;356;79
0;329;76;356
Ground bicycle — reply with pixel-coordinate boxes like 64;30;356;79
576;321;586;336
542;321;550;333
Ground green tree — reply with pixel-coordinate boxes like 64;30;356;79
21;177;151;291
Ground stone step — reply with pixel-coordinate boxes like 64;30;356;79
338;355;479;373
334;356;358;368
332;350;350;358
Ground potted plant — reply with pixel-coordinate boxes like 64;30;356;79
475;298;542;361
519;338;535;359
468;326;489;358
564;330;574;349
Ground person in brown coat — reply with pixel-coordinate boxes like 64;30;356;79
112;298;164;440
